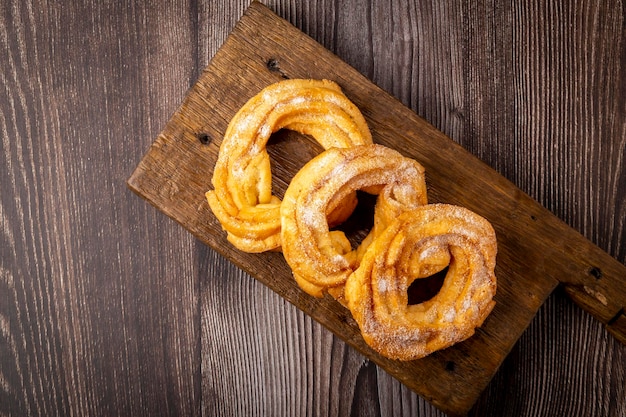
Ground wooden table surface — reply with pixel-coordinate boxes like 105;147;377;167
2;1;625;416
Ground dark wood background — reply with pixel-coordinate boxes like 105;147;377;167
1;1;624;416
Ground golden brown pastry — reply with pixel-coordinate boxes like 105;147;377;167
206;78;498;361
206;79;372;253
280;144;428;298
344;204;497;361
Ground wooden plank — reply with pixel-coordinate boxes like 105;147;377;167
0;1;199;416
128;2;626;415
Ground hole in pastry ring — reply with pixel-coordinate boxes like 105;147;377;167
280;144;428;298
206;79;372;253
344;204;497;361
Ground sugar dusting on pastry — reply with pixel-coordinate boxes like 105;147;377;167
207;79;372;253
345;204;497;361
208;79;497;361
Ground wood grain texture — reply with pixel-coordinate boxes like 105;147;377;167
1;0;625;417
1;1;198;416
198;1;626;416
128;2;595;413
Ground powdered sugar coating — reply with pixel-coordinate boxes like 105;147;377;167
344;203;497;361
206;79;372;253
280;144;428;297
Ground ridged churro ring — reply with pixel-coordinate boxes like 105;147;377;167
280;144;428;298
344;204;497;361
206;79;372;252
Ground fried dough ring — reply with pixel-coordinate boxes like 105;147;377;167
280;144;428;298
206;79;372;252
206;79;372;253
344;204;497;361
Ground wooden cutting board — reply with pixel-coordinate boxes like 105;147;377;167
127;2;626;415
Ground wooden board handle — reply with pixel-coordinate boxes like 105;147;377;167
560;258;626;345
523;204;626;345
